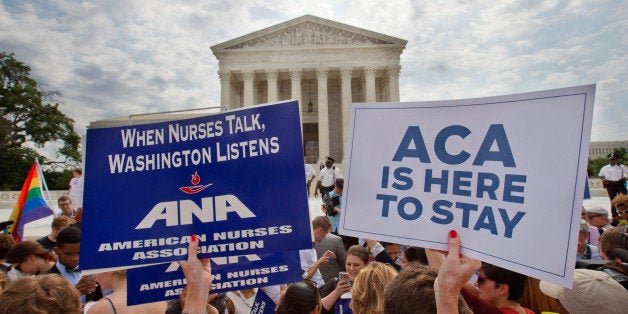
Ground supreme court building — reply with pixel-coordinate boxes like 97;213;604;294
211;15;407;165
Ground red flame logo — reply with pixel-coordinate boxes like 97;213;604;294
179;171;212;194
191;171;200;185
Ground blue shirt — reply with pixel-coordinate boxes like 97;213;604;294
327;191;342;233
56;261;86;303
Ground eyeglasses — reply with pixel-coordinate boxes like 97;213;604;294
587;214;603;219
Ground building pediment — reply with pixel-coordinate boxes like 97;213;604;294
211;15;407;52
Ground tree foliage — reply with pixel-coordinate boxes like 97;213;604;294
0;52;80;190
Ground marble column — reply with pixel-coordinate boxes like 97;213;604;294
218;70;231;110
316;66;330;163
340;66;352;162
387;65;400;102
242;70;255;107
266;69;278;103
290;68;303;121
379;77;388;102
364;65;376;102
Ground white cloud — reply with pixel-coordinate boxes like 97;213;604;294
0;0;625;142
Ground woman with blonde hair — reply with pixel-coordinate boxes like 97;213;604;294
85;269;167;313
351;262;398;314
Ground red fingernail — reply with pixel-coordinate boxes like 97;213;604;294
449;230;457;238
191;234;197;242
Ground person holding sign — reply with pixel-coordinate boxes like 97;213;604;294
384;230;480;314
178;234;217;314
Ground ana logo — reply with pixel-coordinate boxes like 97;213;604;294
179;171;212;194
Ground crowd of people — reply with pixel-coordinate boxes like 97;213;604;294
0;156;627;314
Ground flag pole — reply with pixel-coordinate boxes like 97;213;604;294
35;158;54;209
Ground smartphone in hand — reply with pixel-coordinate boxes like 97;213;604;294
339;271;352;285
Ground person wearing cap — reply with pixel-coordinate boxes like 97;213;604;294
577;219;602;261
586;207;613;246
598;153;627;219
540;268;628;313
587;207;613;229
315;156;342;199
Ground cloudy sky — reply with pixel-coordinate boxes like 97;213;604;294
1;0;626;142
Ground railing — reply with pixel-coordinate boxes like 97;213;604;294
0;190;67;209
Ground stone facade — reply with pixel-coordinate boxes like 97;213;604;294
588;141;628;159
211;15;407;165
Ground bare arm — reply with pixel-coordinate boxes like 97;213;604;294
434;230;481;314
320;280;350;310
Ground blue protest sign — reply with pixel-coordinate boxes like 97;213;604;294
126;250;301;305
81;101;311;270
250;288;276;314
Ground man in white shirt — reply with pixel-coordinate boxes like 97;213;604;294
299;216;336;288
598;153;627;218
315;156;342;199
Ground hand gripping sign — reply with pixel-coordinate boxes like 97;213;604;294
339;85;595;287
80;100;312;271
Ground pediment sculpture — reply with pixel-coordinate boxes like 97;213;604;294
226;21;394;49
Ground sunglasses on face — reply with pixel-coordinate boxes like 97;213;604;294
587;214;603;219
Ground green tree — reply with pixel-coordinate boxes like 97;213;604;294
612;147;626;164
0;52;80;190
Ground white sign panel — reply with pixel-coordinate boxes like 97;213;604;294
340;85;595;287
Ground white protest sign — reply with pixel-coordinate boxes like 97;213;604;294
340;85;595;287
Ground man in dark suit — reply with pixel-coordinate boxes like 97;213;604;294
314;216;346;283
46;227;102;303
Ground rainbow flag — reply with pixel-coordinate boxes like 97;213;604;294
8;162;54;242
